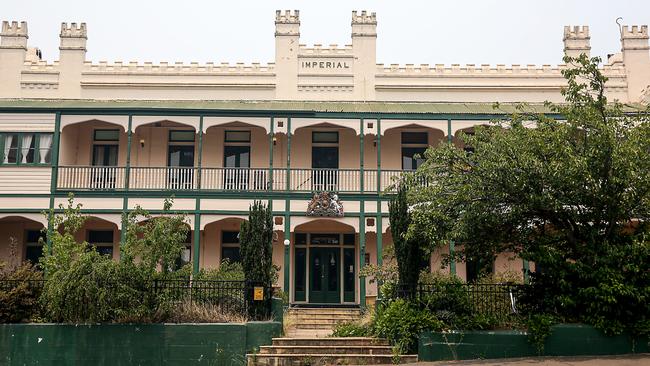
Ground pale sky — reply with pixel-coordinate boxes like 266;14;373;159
3;0;649;66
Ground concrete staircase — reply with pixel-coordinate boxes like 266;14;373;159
247;337;418;365
284;307;362;338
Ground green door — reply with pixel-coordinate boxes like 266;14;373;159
309;247;340;303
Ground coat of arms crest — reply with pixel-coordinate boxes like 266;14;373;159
306;192;344;217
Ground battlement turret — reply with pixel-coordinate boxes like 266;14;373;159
563;26;590;58
1;21;28;49
351;10;376;37
621;25;649;50
275;10;300;37
275;10;300;24
59;22;87;51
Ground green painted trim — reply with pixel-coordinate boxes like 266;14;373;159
284;117;291;295
196;116;204;189
46;112;61;255
268;117;274;191
449;241;456;276
0;132;53;167
447;119;452;143
359;119;364;194
0;208;391;218
119;115;133;257
523;259;530;284
51;189;393;201
359;201;366;308
193;116;204;275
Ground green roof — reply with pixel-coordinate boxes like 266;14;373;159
0;99;645;116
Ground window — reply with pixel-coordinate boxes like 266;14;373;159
343;234;355;246
87;230;114;257
295;233;307;245
312;131;339;143
93;129;120;141
310;233;340;245
225;131;251;143
169;130;195;142
466;257;494;283
25;230;46;265
401;131;428;170
0;133;52;165
221;231;240;263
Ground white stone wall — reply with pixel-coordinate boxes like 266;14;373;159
0;12;648;103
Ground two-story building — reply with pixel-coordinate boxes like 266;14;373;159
1;10;649;305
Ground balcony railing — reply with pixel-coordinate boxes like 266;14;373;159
57;166;409;193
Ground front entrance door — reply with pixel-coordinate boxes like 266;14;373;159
309;247;340;303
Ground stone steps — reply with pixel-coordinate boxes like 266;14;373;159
259;345;393;355
247;337;417;365
284;307;363;338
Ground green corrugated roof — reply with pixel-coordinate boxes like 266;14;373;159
0;99;645;115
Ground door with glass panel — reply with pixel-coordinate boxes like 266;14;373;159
311;132;339;192
91;145;118;189
167;145;195;189
309;247;340;303
224;145;250;190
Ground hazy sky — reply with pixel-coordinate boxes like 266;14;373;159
3;0;650;66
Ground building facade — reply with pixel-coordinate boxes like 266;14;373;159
0;10;649;305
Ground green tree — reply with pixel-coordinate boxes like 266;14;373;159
239;200;274;285
389;184;427;291
408;55;650;335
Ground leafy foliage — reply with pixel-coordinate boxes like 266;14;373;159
408;55;650;336
39;195;190;323
389;185;427;290
240;200;274;285
0;262;43;323
372;299;443;354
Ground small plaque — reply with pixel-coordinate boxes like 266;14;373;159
253;287;264;301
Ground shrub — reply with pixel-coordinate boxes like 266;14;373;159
372;299;443;354
194;260;245;281
0;262;43;323
332;321;371;337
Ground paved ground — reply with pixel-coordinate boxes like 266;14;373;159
397;354;650;366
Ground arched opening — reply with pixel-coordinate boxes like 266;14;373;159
202;123;269;191
202;217;245;270
58;120;128;190
291;123;361;192
291;219;357;304
130;121;197;190
0;216;46;268
69;216;121;261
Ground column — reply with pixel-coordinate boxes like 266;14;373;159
283;117;291;294
46;111;62;255
447;119;457;276
193;116;204;274
359;119;366;306
119;115;133;257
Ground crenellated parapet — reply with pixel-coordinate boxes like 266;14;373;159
83;61;275;73
59;22;87;51
563;26;590;58
351;10;376;25
621;25;649;50
351;10;376;38
275;10;300;24
1;21;28;49
299;44;353;56
376;62;626;76
275;10;300;37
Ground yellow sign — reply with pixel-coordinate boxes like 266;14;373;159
253;287;264;301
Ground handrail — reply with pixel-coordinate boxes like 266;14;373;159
57;166;408;193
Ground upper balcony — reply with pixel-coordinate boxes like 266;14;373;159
49;115;477;195
57;166;404;193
